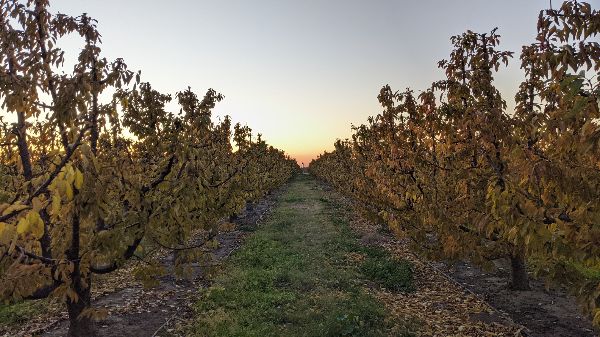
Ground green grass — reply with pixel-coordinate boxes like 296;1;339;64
0;300;45;327
560;260;600;282
361;253;414;292
576;265;600;281
190;174;415;337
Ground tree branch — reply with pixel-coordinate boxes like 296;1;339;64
0;126;88;222
141;155;175;195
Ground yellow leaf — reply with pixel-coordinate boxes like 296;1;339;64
16;217;30;235
27;211;44;239
51;194;61;215
65;183;74;201
2;204;28;216
65;165;75;185
0;222;14;245
593;309;600;326
74;169;84;190
507;226;518;241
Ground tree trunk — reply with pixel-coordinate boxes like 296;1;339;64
173;233;185;266
67;275;95;337
509;250;531;291
16;111;33;181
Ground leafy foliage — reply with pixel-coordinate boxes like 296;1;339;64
311;0;600;326
0;0;298;335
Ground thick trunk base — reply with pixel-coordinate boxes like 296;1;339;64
509;252;531;291
67;313;96;337
67;278;96;337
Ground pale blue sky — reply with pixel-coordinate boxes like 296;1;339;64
49;0;581;163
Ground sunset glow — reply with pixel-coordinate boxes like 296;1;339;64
49;0;553;163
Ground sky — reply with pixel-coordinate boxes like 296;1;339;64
47;0;594;165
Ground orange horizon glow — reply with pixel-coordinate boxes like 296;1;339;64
290;153;320;167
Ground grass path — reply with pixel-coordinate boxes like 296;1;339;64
189;174;414;337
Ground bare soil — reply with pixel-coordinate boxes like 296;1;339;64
435;259;597;337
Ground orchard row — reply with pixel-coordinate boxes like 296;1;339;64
311;0;600;327
0;1;298;336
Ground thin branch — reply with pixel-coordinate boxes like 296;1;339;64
89;234;143;274
141;155;175;195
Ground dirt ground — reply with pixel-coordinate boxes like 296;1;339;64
436;259;597;337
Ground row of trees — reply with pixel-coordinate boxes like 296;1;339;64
0;1;299;336
310;0;600;326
